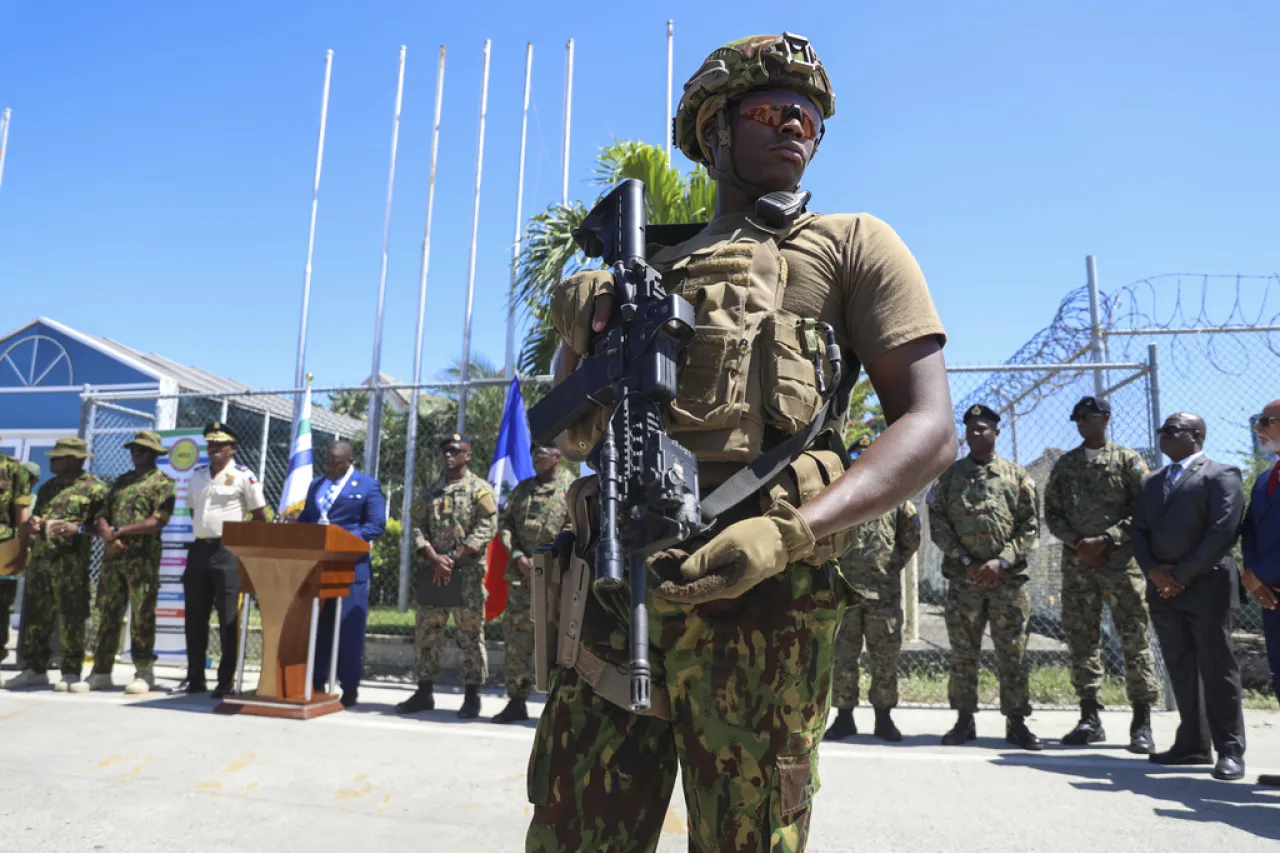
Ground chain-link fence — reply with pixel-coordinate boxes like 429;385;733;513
1100;273;1280;699
895;356;1165;711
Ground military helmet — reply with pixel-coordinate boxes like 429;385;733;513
673;32;835;167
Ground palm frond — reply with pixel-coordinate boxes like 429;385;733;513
513;140;717;372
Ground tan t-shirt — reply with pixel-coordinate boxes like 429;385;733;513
691;211;946;368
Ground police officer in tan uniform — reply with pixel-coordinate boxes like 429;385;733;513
183;422;267;696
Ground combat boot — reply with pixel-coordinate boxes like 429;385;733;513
124;662;155;695
1061;699;1105;746
53;674;78;693
873;709;904;742
70;671;114;693
395;680;434;714
940;713;976;746
1128;702;1155;755
457;685;482;719
492;698;529;724
3;669;50;690
823;708;857;741
1006;716;1044;751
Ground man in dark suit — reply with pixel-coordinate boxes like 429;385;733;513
297;441;386;708
1240;400;1280;788
1130;412;1247;781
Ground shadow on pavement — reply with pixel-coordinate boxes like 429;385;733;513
993;753;1280;841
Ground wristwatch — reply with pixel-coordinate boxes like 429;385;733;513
111;526;121;537
960;555;973;567
999;559;1011;570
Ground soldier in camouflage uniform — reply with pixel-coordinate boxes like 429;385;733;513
397;433;498;719
4;439;108;691
525;32;955;853
80;431;175;694
824;437;922;742
0;447;34;688
929;405;1043;750
493;442;570;724
1044;395;1158;753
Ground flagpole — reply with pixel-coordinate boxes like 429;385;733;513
399;45;446;613
293;49;334;414
0;109;12;199
505;43;533;380
456;40;491;434
561;38;573;206
665;21;673;161
364;45;407;480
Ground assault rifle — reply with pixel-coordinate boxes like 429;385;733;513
527;178;701;713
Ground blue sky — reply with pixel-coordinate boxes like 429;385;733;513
1;1;1276;398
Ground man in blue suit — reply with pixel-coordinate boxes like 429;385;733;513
297;441;385;708
1241;401;1280;788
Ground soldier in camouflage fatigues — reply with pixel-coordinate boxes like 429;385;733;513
0;450;34;686
81;431;175;693
6;439;108;691
823;470;921;742
929;405;1043;750
493;443;570;724
397;434;498;719
1044;395;1158;752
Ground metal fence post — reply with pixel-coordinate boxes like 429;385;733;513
1147;343;1162;460
257;412;270;482
1008;408;1020;465
903;553;920;643
398;402;419;613
1086;255;1106;399
219;399;229;423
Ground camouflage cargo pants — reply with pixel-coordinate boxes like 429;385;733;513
1061;561;1159;706
0;581;16;664
526;562;851;853
415;560;487;685
504;577;535;700
92;555;160;669
831;589;903;711
22;554;92;676
945;579;1031;717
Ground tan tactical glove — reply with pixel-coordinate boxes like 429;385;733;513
551;269;615;356
654;500;817;605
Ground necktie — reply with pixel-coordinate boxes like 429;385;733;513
1163;463;1182;501
1268;461;1280;497
317;480;341;520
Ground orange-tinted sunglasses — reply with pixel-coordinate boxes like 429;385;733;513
733;93;824;142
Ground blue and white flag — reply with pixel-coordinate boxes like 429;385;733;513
486;377;535;505
277;384;314;521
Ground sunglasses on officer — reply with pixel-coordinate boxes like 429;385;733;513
1158;424;1197;438
1253;416;1280;430
441;445;466;456
1070;412;1107;423
732;91;824;142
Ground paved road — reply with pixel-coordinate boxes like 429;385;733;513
0;666;1277;852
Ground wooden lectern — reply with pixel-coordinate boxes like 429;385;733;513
215;522;369;720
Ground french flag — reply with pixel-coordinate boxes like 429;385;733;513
484;377;535;620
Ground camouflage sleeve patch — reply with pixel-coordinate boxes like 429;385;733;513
476;488;497;517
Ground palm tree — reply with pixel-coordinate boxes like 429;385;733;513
510;141;716;375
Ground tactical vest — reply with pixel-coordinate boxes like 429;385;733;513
569;212;837;463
